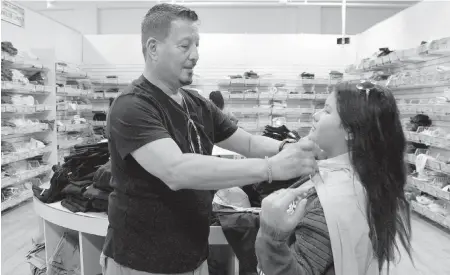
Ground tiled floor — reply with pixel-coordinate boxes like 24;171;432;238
2;201;450;275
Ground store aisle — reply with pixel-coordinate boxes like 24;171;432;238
1;201;41;275
1;202;450;275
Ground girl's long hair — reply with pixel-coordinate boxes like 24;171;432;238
335;81;413;271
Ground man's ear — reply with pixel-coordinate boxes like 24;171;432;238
145;37;159;61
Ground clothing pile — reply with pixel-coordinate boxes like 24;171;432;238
377;47;393;57
262;125;301;141
300;72;315;79
28;72;46;85
2;41;18;56
244;70;259;79
329;70;343;80
406;114;432;154
2;67;13;81
33;142;112;213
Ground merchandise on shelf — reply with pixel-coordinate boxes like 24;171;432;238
1;118;51;136
1;44;54;212
1;41;18;56
348;36;450;231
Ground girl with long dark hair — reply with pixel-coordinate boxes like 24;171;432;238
256;81;413;275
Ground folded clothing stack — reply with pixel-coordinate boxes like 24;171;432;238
377;47;393;57
28;72;46;85
2;41;18;56
300;72;315;79
2;67;12;81
244;70;259;79
329;70;344;80
33;143;111;212
406;114;432;153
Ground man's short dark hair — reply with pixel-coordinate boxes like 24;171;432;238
141;3;198;58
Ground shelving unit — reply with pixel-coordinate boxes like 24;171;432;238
1;50;56;212
347;36;450;230
184;76;339;135
55;62;95;165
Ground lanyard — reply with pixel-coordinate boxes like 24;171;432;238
181;94;203;155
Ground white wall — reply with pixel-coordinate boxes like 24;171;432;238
98;6;403;35
1;2;83;63
35;4;404;35
39;5;98;35
357;0;450;58
82;33;357;80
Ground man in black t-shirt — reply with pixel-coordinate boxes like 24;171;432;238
101;3;318;275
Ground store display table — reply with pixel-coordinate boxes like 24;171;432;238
34;198;239;275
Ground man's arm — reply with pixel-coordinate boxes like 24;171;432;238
110;94;316;191
206;99;283;158
217;128;282;158
132;138;268;191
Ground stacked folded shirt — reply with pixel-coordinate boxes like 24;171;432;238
33;142;111;213
262;125;301;141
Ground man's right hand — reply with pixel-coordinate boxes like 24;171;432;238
269;139;317;181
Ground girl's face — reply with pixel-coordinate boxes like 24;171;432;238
307;92;349;158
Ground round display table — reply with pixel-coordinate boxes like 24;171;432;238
34;198;238;275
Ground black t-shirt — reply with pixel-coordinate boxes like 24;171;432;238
102;75;238;273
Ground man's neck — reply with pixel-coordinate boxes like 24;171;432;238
143;68;180;97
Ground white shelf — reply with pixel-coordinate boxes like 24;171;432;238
1;81;53;95
1;146;52;165
411;201;450;230
56;86;93;97
405;154;450;175
405;131;450;150
56;64;89;79
56;103;92;112
408;176;450;201
1;104;53;113
1;123;50;136
1;189;33;212
2;58;49;74
1;165;52;189
58;139;88;150
57;124;89;133
345;37;450;74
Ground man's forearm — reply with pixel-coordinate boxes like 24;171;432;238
170;154;268;190
247;135;282;158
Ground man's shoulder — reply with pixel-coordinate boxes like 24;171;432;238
182;87;205;100
182;87;214;109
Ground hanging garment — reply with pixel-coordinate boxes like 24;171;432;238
216;210;260;275
313;154;379;275
255;154;380;275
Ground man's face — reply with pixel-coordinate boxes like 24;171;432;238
156;19;199;88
